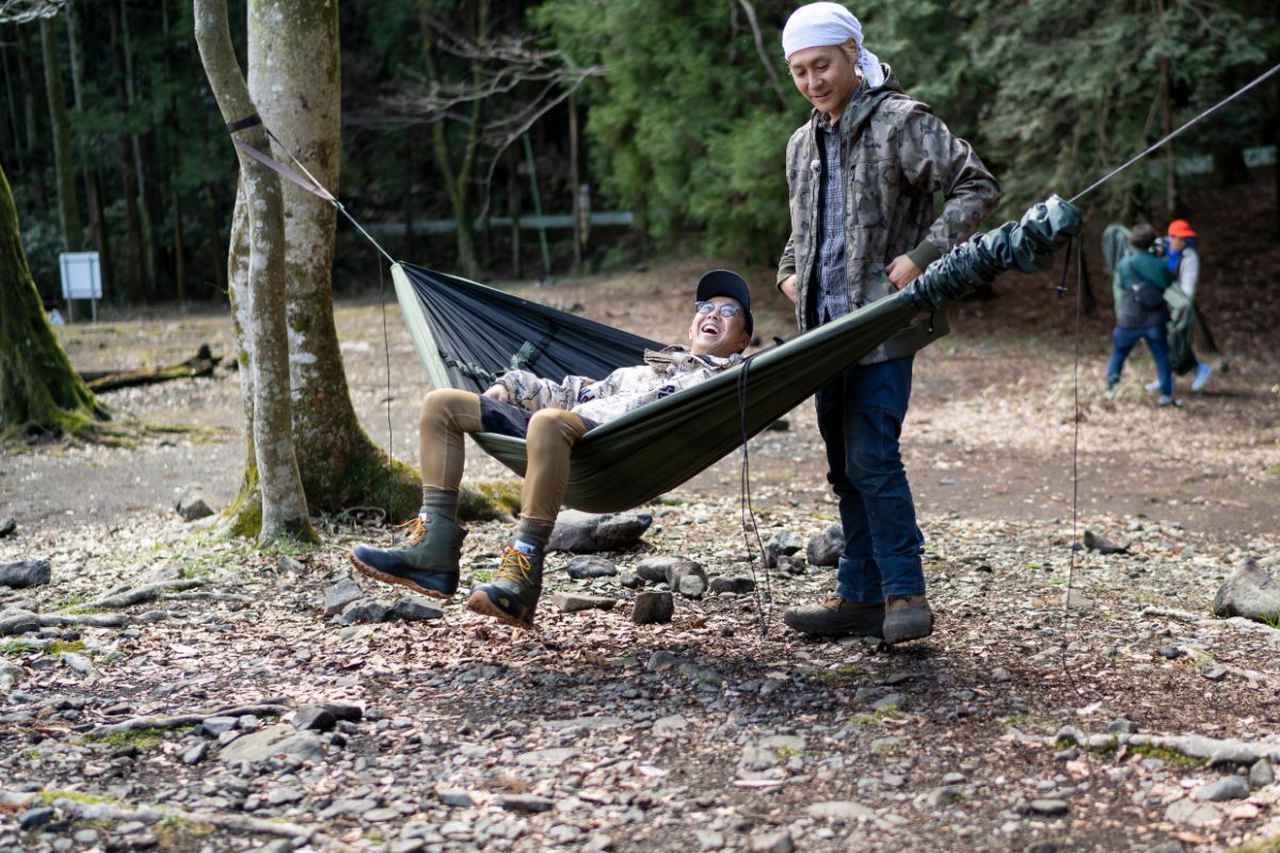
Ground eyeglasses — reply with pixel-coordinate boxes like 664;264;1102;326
695;301;742;319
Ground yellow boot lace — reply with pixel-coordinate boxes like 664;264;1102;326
394;517;428;546
495;547;534;586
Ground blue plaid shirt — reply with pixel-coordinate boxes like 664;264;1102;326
814;83;863;322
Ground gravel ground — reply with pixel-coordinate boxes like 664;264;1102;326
2;205;1280;851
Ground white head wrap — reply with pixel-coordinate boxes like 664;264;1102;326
782;2;885;89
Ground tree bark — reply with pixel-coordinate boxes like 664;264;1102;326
120;0;157;295
39;16;81;252
65;0;115;300
109;4;144;302
193;0;312;545
1;31;22;172
246;0;419;521
0;160;107;437
16;24;38;160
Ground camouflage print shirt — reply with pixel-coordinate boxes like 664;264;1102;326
778;65;1001;362
494;349;744;426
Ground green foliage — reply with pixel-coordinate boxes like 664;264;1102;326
956;0;1268;218
536;0;809;260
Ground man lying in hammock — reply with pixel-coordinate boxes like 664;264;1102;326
350;270;754;629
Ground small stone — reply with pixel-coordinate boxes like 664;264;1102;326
201;716;239;737
1165;798;1223;827
991;667;1011;683
176;493;214;522
387;597;444;622
709;576;756;595
807;800;875;821
652;715;687;736
1192;777;1249;802
1028;799;1069;816
323;703;363;722
364;807;400;822
73;829;98;844
217;723;324;764
871;693;905;712
566;556;618;579
19;807;55;830
695;830;726;850
438;789;475;808
632;592;674;625
293;705;337;732
323;579;363;616
182;742;208;765
553;593;617;613
806;525;844;567
619;571;643;589
267;787;304;805
749;829;794;853
335;600;391;625
549;510;652;553
1158;645;1183;660
0;560;51;589
496;794;555;813
1249;759;1275;789
925;786;964;808
0;518;15;538
1200;665;1228;682
633;557;677;584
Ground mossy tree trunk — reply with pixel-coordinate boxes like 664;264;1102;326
0;160;107;437
193;0;312;545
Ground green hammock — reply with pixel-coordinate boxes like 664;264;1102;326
393;196;1082;513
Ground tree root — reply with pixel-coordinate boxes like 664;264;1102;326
86;703;291;737
1019;725;1280;766
89;579;206;609
0;789;316;842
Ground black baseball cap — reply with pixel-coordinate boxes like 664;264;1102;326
695;269;753;335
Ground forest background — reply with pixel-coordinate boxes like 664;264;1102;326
4;0;1279;306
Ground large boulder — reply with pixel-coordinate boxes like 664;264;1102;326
549;510;652;554
1213;558;1280;625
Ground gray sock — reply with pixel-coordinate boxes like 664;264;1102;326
419;487;459;523
512;517;554;556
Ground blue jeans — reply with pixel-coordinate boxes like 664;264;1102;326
815;356;925;604
1106;325;1172;396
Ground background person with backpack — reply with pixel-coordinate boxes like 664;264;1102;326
1106;224;1180;406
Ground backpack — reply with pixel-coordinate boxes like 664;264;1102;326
1131;279;1166;310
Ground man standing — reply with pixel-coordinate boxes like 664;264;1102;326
776;3;1000;643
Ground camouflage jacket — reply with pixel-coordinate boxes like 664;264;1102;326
777;66;1001;361
495;349;744;425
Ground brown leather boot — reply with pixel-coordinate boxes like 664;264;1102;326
783;596;884;638
883;595;934;644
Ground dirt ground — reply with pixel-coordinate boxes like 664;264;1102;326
2;179;1280;853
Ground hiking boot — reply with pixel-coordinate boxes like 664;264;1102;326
1157;395;1183;408
465;544;543;629
1191;362;1213;392
883;595;934;645
782;596;884;638
350;512;465;600
1144;380;1161;393
1104;383;1120;401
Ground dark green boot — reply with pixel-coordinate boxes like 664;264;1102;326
465;543;544;629
351;512;466;600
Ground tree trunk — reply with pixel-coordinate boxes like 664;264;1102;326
1;32;22;173
66;0;115;301
193;0;312;545
120;0;157;296
110;5;144;302
39;16;81;253
246;0;419;521
16;25;38;160
0;160;107;437
1155;0;1178;217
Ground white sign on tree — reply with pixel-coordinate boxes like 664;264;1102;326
59;251;102;322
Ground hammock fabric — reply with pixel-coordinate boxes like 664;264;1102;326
392;195;1082;513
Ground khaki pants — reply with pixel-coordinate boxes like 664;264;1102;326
419;388;589;522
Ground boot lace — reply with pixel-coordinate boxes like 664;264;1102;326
495;547;534;585
394;517;428;546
